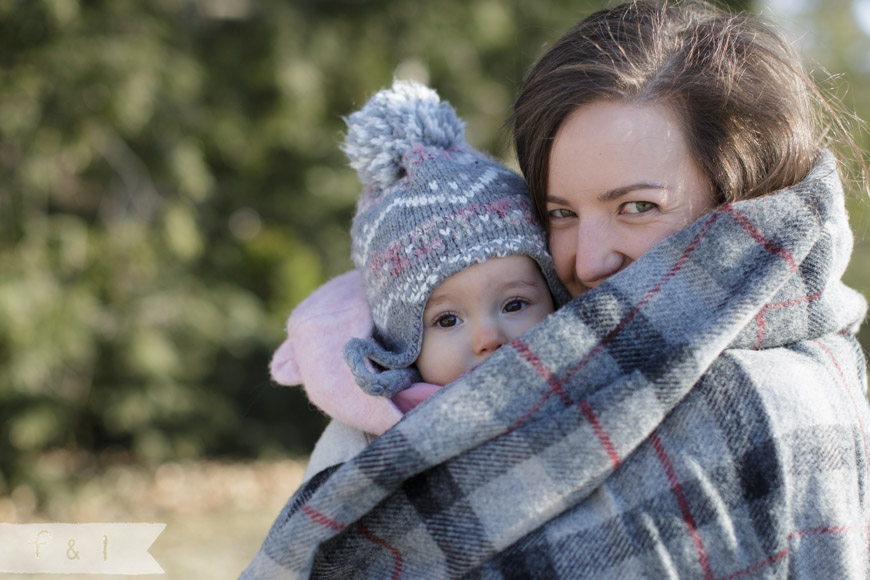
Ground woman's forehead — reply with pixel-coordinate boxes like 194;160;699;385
547;101;706;201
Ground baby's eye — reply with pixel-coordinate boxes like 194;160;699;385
622;201;657;214
434;313;461;328
503;298;528;313
547;208;576;219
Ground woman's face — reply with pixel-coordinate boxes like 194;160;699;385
546;100;716;297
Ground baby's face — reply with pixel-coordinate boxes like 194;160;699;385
416;255;555;386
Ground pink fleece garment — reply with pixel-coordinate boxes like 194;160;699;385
270;270;441;436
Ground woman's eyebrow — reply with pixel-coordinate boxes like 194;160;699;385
546;194;573;206
546;183;665;205
598;182;665;202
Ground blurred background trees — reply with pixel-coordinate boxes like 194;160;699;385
1;0;868;499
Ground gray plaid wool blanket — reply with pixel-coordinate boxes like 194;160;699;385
242;151;870;579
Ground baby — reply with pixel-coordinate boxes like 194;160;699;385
271;80;570;477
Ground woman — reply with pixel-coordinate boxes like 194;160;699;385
242;2;869;578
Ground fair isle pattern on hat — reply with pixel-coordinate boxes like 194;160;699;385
341;80;570;397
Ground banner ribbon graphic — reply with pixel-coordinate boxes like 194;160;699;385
0;523;165;575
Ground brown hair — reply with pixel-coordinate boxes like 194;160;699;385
511;0;865;227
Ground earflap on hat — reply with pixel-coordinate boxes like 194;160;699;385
342;336;422;397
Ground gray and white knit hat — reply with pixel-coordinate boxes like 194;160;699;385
342;80;570;397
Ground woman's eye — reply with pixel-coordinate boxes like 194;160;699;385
547;208;576;219
503;299;528;313
434;314;460;328
622;201;657;214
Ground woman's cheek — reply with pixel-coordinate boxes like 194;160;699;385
549;230;580;293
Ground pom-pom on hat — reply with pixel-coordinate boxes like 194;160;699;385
342;80;570;397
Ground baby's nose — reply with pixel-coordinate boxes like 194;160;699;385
472;321;507;356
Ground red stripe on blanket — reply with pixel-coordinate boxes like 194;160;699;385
560;210;723;385
509;339;574;428
505;211;723;463
513;339;573;407
301;504;346;532
753;291;823;349
650;431;714;580
722;205;797;270
579;400;621;468
511;340;620;468
512;340;622;468
814;339;870;468
716;524;860;580
509;210;724;434
357;521;403;580
716;548;789;580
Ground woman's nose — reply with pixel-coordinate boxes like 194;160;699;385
573;221;626;288
472;319;507;356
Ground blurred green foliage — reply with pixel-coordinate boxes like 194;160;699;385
0;0;867;498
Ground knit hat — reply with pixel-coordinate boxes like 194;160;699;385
341;80;570;397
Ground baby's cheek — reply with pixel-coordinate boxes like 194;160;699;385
512;312;550;340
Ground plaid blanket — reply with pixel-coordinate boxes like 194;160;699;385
242;151;869;579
